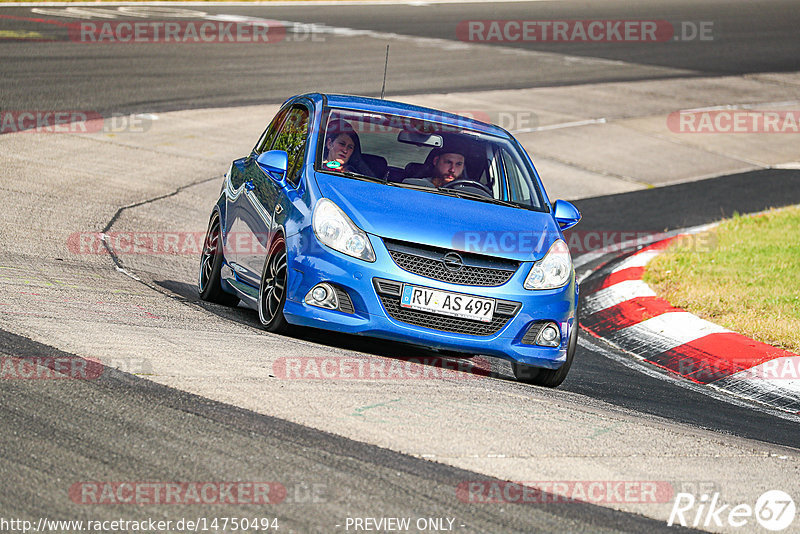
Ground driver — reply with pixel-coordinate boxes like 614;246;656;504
430;151;465;187
425;141;468;187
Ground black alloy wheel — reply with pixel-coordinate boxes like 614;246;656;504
199;214;239;306
258;235;290;333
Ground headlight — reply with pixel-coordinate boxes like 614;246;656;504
312;198;376;262
524;239;572;290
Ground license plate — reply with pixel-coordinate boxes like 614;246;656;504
400;285;495;322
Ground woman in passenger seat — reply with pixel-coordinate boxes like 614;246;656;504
322;119;376;177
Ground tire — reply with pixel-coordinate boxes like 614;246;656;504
198;214;239;306
258;235;290;333
512;315;578;388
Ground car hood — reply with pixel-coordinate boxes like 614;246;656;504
314;172;561;262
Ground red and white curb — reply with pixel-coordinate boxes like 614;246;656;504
580;235;800;414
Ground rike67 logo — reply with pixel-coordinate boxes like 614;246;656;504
669;490;795;531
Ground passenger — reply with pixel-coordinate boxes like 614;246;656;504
322;119;374;176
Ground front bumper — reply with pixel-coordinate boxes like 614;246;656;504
282;227;577;369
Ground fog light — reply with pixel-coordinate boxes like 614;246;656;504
535;322;561;347
304;283;339;310
312;286;328;302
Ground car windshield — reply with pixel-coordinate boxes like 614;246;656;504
315;108;546;211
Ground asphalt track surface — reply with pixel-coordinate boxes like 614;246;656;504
2;329;707;534
1;1;799;532
0;0;798;114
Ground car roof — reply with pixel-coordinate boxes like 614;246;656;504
295;93;507;137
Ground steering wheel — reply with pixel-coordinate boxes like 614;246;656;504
442;178;493;197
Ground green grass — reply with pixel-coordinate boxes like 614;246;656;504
643;206;800;353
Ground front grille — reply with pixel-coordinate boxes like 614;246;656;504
332;286;355;314
521;322;545;345
373;279;403;296
495;301;521;316
384;239;518;287
379;295;512;336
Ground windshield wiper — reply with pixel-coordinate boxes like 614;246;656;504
397;183;471;199
393;181;436;192
389;181;531;210
324;169;388;184
435;188;528;209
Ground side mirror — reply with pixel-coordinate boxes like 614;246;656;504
553;199;581;230
256;150;288;181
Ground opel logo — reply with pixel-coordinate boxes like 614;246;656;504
442;252;464;271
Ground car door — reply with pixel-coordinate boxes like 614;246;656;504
236;103;311;286
224;105;290;284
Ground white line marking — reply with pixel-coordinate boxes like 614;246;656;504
573;250;609;270
728;357;800;386
115;265;142;282
607;312;729;352
680;100;800;112
714;376;800;413
774;162;800;170
511;117;607;134
7;0;563;7
582;280;655;315
32;6;123;19
610;249;662;272
579;336;800;423
572;222;718;270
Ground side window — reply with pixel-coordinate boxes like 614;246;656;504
501;149;533;207
230;161;247;190
255;107;290;154
271;106;310;187
487;149;503;199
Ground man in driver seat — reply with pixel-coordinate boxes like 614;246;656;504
430;151;465;187
424;140;469;187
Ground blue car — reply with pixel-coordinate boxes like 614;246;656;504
199;93;581;387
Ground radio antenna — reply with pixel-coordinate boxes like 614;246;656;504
380;45;389;99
